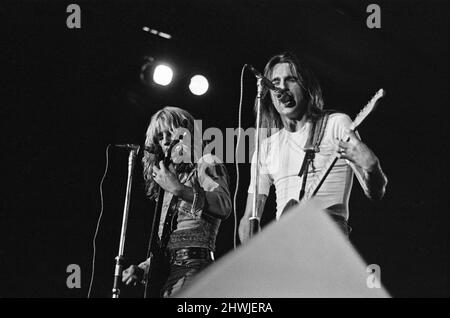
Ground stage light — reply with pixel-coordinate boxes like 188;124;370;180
142;26;172;39
153;64;173;86
189;75;209;95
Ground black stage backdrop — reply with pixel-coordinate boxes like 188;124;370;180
1;0;448;298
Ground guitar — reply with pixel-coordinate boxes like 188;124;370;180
142;132;186;298
282;89;386;214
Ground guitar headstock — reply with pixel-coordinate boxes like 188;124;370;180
350;88;385;130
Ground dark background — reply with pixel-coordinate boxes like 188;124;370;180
1;0;448;297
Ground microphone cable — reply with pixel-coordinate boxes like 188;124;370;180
232;64;247;250
87;144;111;298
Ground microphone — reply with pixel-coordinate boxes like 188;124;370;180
247;65;291;101
247;65;279;92
162;132;187;167
141;131;187;156
114;144;140;152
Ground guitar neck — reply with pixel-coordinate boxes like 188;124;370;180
301;88;385;202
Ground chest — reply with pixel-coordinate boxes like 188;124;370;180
264;132;335;180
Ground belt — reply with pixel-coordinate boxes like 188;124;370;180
168;247;214;263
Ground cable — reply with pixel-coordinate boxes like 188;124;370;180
87;144;111;298
232;64;247;250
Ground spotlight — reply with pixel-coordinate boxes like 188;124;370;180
142;26;172;40
189;75;209;96
153;64;173;86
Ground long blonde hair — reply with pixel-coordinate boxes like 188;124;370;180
142;106;199;200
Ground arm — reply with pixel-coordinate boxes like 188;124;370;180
337;129;388;200
239;143;272;243
358;159;388;201
153;157;232;219
238;193;267;244
197;159;232;219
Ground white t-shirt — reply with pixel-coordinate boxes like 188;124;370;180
248;113;367;220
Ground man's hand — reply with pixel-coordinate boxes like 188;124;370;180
122;265;144;286
238;217;251;244
335;129;379;172
152;161;183;194
239;193;267;244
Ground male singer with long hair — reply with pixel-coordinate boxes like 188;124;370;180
122;106;231;297
239;52;388;242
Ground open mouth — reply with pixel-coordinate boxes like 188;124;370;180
284;99;296;107
278;91;295;107
281;97;295;108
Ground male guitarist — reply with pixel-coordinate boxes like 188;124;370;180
239;52;388;243
122;106;232;297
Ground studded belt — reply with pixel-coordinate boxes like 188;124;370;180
168;247;214;263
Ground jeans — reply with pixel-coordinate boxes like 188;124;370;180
161;258;212;297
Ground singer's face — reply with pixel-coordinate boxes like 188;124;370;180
269;63;305;119
157;129;173;153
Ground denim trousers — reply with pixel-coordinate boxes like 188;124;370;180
161;258;212;297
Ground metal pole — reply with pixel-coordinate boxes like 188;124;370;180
112;148;138;298
249;79;264;237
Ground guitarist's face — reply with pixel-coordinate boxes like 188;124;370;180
269;62;306;120
157;129;173;154
156;127;191;164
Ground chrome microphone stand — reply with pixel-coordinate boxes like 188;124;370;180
249;76;264;238
247;64;286;237
111;147;139;298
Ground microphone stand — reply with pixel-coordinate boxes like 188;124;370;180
142;138;181;298
249;77;264;237
112;147;139;298
142;175;165;298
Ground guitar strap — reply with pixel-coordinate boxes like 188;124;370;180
297;112;330;200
